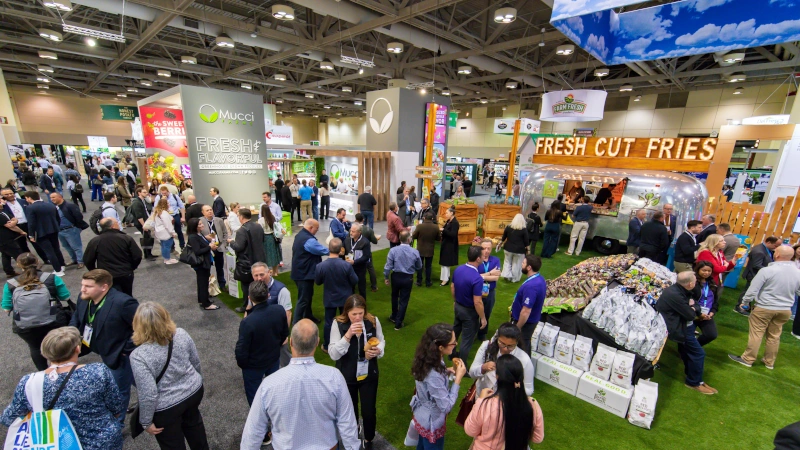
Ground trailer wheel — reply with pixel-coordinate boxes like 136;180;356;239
593;237;619;255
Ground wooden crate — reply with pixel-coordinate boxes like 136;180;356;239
705;188;800;244
483;204;521;239
438;202;479;244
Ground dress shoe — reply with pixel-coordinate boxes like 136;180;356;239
310;316;321;324
415;282;422;287
235;306;246;313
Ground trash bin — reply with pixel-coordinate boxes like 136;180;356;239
280;211;293;237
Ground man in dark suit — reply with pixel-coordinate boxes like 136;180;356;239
50;192;89;268
638;211;670;265
84;218;142;296
344;223;372;299
736;236;781;316
70;269;139;420
696;214;717;245
230;209;268;312
23;191;65;275
184;195;204;222
662;203;677;238
210;187;226;218
39;167;57;203
673;220;703;273
291;219;329;324
412;212;441;287
626;209;646;255
273;175;285;209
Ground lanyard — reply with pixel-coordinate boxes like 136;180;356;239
483;261;491;273
701;283;710;300
87;296;106;324
521;273;541;287
351;235;362;249
763;244;773;261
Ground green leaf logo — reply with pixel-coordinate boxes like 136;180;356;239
198;104;218;123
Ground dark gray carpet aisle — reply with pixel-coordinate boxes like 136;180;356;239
0;207;395;450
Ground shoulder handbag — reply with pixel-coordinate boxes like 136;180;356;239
179;242;203;266
455;381;477;427
130;339;173;439
273;220;286;240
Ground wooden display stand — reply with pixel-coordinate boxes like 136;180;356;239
705;187;800;244
438;202;479;245
483;203;520;239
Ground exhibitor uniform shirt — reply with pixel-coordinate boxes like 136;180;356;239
477;256;501;290
512;274;547;324
453;264;483;308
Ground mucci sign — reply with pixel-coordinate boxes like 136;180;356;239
265;125;293;145
494;118;541;135
198;104;256;125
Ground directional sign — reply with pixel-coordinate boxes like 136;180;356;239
416;166;436;171
415;173;436;179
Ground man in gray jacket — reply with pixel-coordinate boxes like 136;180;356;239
729;245;800;370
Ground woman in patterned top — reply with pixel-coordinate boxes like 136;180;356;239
0;327;124;450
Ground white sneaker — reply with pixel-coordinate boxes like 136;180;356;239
54;270;65;277
134;231;141;235
792;332;800;340
165;259;179;265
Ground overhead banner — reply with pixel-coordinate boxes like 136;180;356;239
742;115;791;125
87;136;108;151
100;105;139;121
139;106;187;158
540;90;606;122
494;118;541;134
266;125;293;145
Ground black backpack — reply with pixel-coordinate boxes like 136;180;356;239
73;183;84;194
90;205;114;234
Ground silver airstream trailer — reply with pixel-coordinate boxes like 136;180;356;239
520;165;708;254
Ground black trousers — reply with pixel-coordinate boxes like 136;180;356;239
0;240;23;275
416;256;433;285
36;233;65;272
355;267;367;300
348;378;379;442
367;259;377;290
15;324;61;370
212;250;225;285
293;279;315;324
71;192;86;212
453;303;480;361
240;280;252;309
390;272;413;325
515;321;538;356
113;274;135;296
292;198;301;222
324;306;344;349
321;196;330;219
695;318;718;346
151;385;210;450
194;267;211;308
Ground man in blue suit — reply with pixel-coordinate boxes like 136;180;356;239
23;191;65;275
627;209;646;254
330;208;351;240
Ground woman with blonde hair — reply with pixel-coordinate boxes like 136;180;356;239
130;302;209;449
501;214;530;282
453;185;466;199
227;202;242;233
695;234;738;285
0;327;125;450
153;198;179;264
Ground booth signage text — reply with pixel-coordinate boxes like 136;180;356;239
100;105;139;121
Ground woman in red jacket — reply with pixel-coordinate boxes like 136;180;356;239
695;234;739;284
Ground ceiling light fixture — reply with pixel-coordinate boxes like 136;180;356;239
37;65;54;73
274;73;287;81
358;67;365;75
494;6;517;23
85;37;96;47
324;105;332;109
387;42;404;54
420;88;427;94
634;95;641;102
502;106;507;111
320;60;334;70
505;81;518;89
63;24;124;43
38;29;62;42
241;83;252;90
43;0;72;11
37;85;49;90
341;86;352;92
272;4;295;20
275;98;284;103
157;70;171;77
441;88;451;96
458;65;472;75
117;93;127;97
619;84;633;92
733;87;744;95
305;93;315;98
354;100;362;105
556;44;574;55
140;79;153;86
479;97;488;104
36;77;50;83
38;51;57;60
726;73;746;83
215;34;235;48
336;112;342;116
127;87;138;93
181;55;197;64
722;52;745;64
251;32;258;38
297;108;305;112
594;67;609;77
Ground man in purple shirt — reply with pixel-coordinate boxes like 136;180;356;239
451;246;487;362
512;254;547;356
476;238;501;342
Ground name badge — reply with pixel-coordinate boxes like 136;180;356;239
356;360;369;381
482;283;490;297
700;306;710;315
82;325;93;347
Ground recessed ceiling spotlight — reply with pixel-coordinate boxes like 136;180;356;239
358;67;364;75
505;81;518;89
181;55;197;64
336;112;342;115
479;97;488;104
157;70;171;77
387;42;404;54
272;4;295;20
320;60;334;70
43;0;72;11
420;88;427;94
733;87;744;95
594;67;609;77
37;65;54;73
140;79;153;86
726;73;746;83
85;37;96;47
502;106;507;110
38;84;49;89
215;34;235;48
354;100;362;106
313;114;319;118
323;105;332;109
556;44;574;55
633;95;641;101
275;98;284;104
619;84;633;92
494;7;517;23
38;51;57;60
341;86;352;92
274;73;287;81
127;87;138;93
38;29;62;42
441;88;451;96
305;93;314;98
36;77;50;83
117;93;127;97
241;83;252;90
458;65;472;75
297;108;305;112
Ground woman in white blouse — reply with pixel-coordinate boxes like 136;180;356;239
468;322;534;396
227;202;242;234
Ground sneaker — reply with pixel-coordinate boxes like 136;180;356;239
685;383;716;395
734;305;750;317
77;263;84;269
234;306;246;313
134;231;141;235
728;354;752;367
54;270;65;277
262;432;272;446
761;359;774;370
165;259;179;265
394;322;404;330
387;317;396;324
792;332;800;340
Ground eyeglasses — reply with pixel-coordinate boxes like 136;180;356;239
498;342;517;350
443;341;457;348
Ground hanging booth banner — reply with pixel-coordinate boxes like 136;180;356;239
540;90;606;122
266;126;293;145
742;115;791;125
100;105;139;121
494;118;541;134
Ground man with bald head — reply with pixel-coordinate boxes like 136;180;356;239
50;192;88;268
292;218;330;324
184;194;204;222
202;204;229;289
729;245;800;370
84;217;142;295
241;320;359;450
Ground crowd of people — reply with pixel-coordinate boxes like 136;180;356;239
1;154;799;449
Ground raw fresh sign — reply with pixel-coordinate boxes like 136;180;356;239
540;90;606;122
533;136;717;171
552;94;586;114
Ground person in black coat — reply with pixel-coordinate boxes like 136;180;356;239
439;206;460;286
696;214;717;245
526;203;543;254
662;203;677;238
280;184;292;216
84;218;142;296
187;218;221;311
344;223;372;300
70;269;140;418
23;191;65;274
736;236;781;315
673;220;702;273
236;280;289;405
230;209;268;312
184;195;204;222
315;238;359;351
130;187;156;260
655;271;716;394
210;187;226;218
638;212;670;265
626;209;646;254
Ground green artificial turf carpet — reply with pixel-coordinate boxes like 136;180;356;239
217;241;800;450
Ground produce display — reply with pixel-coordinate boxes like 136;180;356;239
582;287;668;362
542;254;638;313
619;258;677;304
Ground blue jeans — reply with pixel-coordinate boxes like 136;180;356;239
416;436;444;450
91;184;103;201
160;237;174;260
109;355;134;423
362;211;374;229
58;227;84;264
172;214;185;248
677;323;705;386
312;203;319;220
792;296;798;316
242;361;280;406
